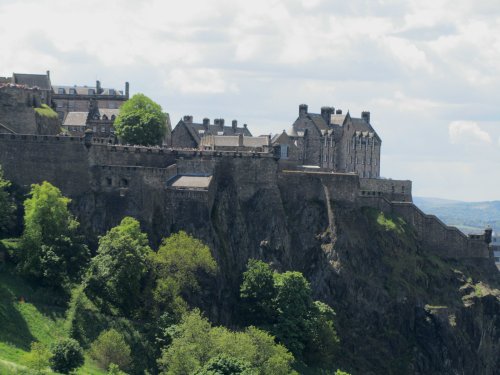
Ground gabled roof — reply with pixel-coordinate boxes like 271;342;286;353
174;120;253;145
63;112;88;126
348;117;381;141
13;73;51;90
99;108;120;119
308;114;329;131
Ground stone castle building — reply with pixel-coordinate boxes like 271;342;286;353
53;79;129;121
171;116;252;149
272;104;381;177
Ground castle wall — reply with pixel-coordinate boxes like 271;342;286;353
0;87;39;134
0;133;90;196
359;178;412;202
89;143;176;168
357;196;490;259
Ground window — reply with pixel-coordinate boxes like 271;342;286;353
93;126;97;132
56;102;63;108
58;88;65;94
106;177;112;186
280;144;289;159
69;88;76;95
101;126;106;133
109;89;115;95
88;89;95;95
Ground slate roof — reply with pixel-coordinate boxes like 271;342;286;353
53;85;124;96
176;120;253;144
13;73;51;90
63;112;88;126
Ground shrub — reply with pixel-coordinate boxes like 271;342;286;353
90;329;132;371
50;338;84;374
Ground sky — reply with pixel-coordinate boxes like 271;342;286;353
1;0;499;201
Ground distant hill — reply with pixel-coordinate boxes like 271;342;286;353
414;197;500;235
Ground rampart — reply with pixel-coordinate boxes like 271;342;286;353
357;195;490;259
359;177;412;202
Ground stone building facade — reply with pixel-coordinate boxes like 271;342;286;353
273;104;381;177
52;80;129;121
62;99;119;139
171;116;252;148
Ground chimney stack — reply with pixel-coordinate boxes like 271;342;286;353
361;111;371;124
183;115;193;123
232;120;237;131
96;80;103;94
336;109;342;115
321;106;333;125
125;82;130;99
203;118;210;127
299;104;308;117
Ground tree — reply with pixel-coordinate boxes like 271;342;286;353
19;182;89;287
114;93;167;146
193;354;255;375
50;338;84;374
240;259;277;326
23;341;52;374
239;261;339;368
151;231;217;318
84;217;152;317
0;165;16;238
107;363;129;375
158;310;296;375
90;329;132;371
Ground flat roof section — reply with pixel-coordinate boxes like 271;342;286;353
170;175;212;190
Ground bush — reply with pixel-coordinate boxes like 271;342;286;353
90;329;132;371
23;341;52;374
50;338;84;374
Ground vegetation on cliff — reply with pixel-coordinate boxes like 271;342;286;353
34;104;58;120
114;94;167;146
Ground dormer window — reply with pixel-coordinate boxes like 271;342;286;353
109;89;115;95
88;89;95;95
69;88;76;95
58;88;65;94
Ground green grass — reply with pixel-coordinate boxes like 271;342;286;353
34;104;58;119
0;265;106;374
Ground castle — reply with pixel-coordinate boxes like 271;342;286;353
0;72;494;263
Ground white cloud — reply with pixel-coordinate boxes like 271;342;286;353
167;68;237;94
448;121;492;144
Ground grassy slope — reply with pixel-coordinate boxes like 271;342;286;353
0;260;105;375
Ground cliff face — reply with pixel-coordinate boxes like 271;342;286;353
0;139;498;374
78;157;499;375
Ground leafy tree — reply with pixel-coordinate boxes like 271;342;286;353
50;338;84;374
151;231;217;318
107;363;129;375
0;165;15;238
239;261;339;368
193;354;254;375
114;93;167;146
240;259;276;325
90;329;132;371
23;341;52;374
158;310;296;375
84;217;152;317
19;182;89;287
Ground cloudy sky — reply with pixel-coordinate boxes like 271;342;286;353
1;0;499;201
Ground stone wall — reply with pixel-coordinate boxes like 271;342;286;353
360;178;412;202
0;133;90;196
0;86;39;134
357;195;490;259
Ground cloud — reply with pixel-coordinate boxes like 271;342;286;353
448;121;492;144
167;68;238;95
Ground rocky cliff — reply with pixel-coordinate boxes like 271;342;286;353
0;139;498;374
73;156;499;375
